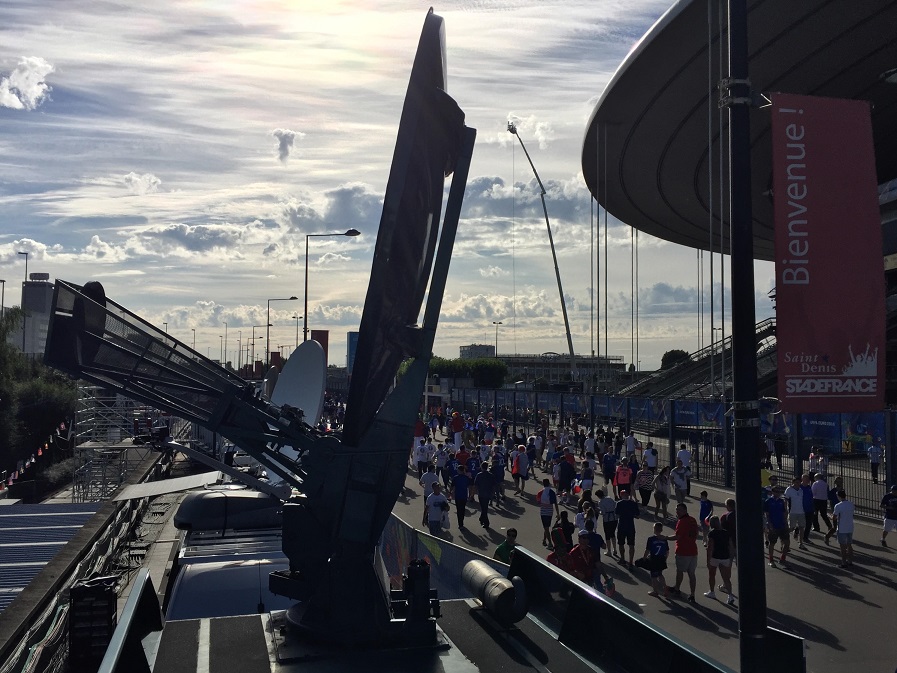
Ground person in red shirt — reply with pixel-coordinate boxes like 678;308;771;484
667;502;699;602
450;412;465;449
613;456;633;499
567;530;597;584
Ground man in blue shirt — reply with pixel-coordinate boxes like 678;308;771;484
615;489;640;569
474;464;496;529
451;465;471;529
763;486;790;568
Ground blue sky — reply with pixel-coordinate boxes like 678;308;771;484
0;1;775;369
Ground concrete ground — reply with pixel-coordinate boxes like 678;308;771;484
393;449;897;673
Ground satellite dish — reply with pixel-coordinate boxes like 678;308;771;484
262;366;280;401
271;340;326;425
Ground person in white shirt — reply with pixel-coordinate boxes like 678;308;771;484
414;439;430;479
783;477;807;550
676;443;692;495
644;441;658;471
420;464;439;501
425;483;449;536
624;431;640;459
831;489;855;568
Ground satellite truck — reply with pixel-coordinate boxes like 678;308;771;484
43;9;749;673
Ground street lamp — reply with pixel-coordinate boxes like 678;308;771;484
507;122;577;381
191;328;196;350
304;229;361;341
223;322;228;369
0;279;5;321
219;335;223;362
17;251;27;351
237;330;242;371
163;322;168;334
292;315;301;348
267;297;298;365
250;325;267;374
492;320;502;357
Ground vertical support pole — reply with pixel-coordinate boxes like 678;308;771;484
668;401;677;468
727;1;766;670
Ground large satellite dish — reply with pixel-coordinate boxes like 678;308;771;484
270;340;326;426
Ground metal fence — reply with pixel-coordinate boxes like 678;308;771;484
448;387;894;520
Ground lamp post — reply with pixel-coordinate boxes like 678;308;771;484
163;322;168;334
292;315;301;348
223;322;228;369
304;229;361;341
0;279;5;321
237;330;242;372
492;320;502;357
191;328;196;350
17;251;27;351
250;325;266;375
267;297;298;365
507;123;577;381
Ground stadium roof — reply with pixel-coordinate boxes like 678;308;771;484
581;0;897;261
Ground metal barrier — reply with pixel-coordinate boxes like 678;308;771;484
446;387;894;519
507;546;805;673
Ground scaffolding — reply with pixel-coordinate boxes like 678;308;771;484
70;385;192;503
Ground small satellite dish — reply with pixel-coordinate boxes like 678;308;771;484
262;366;280;401
271;340;326;425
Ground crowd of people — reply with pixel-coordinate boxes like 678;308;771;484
414;409;894;604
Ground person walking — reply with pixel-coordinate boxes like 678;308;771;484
474;463;496;529
667;502;699;603
615;489;640;569
831;489;855;568
643;521;670;597
635;462;655;507
881;484;897;547
671;460;689;504
764;485;791;568
653;467;672;520
424;483;449;536
613;456;633;499
704;515;735;605
450;465;471;529
823;476;844;545
537;478;560;548
596;488;619;558
868;438;883;485
784;477;807;550
811;472;834;535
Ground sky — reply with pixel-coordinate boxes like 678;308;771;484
0;0;776;371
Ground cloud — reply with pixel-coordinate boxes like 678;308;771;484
0;56;54;110
479;265;509;278
272;128;304;163
506;114;556;150
123;172;161;195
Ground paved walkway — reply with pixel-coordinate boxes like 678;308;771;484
393;448;897;673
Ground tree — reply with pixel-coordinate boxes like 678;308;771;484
423;356;508;388
0;308;78;472
661;349;690;370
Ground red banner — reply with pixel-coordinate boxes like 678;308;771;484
310;329;330;366
772;93;884;412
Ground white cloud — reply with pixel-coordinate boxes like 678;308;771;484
123;172;161;195
0;0;762;369
0;56;53;110
479;265;509;278
272;128;304;163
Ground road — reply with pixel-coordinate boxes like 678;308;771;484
392;442;897;673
